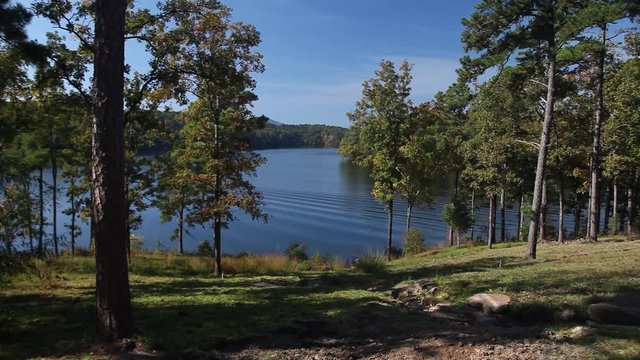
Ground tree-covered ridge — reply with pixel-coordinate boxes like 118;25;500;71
247;123;347;149
140;113;347;152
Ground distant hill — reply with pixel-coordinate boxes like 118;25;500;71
140;111;347;153
248;123;347;150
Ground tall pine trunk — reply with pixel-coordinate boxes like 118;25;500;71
70;191;76;256
539;179;548;242
469;189;475;243
178;203;185;254
517;194;523;241
574;195;582;238
626;178;635;236
38;166;44;255
488;194;496;249
23;180;34;253
588;25;606;242
613;181;618;235
92;0;134;339
558;186;565;244
526;53;556;259
213;215;222;277
387;199;393;261
50;134;58;257
500;188;505;242
603;181;612;234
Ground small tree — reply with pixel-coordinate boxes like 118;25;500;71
442;197;472;247
346;60;413;260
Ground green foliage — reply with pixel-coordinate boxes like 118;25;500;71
402;229;425;256
285;242;308;261
249;124;347;149
197;241;214;257
442;198;473;234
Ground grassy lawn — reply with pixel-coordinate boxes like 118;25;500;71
1;237;639;359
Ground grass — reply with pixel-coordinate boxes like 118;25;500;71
1;237;639;359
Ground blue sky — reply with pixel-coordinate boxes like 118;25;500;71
23;0;479;127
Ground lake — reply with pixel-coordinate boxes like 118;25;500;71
41;148;579;258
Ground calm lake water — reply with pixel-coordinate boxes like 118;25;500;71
40;148;580;258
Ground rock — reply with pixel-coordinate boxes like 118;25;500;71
559;308;576;321
571;326;593;338
588;303;640;326
253;281;274;287
466;293;512;314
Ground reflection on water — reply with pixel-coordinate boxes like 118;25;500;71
34;148;585;258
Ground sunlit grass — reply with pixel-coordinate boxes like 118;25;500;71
1;236;639;359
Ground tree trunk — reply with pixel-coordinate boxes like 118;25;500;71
51;135;58;257
23;180;34;253
588;25;606;242
558;186;564;244
517;194;523;241
70;191;76;256
125;179;131;263
488;194;496;249
213;215;222;277
526;53;556;260
92;0;134;340
38;166;44;255
387;199;393;261
574;195;582;238
470;189;475;242
500;188;506;242
613;180;618;235
539;179;548;242
406;202;413;232
627;180;635;236
178;203;184;254
603;181;612;234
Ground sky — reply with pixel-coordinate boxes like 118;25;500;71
22;0;480;127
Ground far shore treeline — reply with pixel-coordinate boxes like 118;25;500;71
139;111;347;155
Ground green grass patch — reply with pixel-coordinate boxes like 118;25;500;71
1;237;639;358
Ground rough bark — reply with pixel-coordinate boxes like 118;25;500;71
627;180;635;236
23;180;34;253
558;186;564;244
470;189;475;242
92;0;134;340
50;133;58;257
38;166;44;255
574;195;582;238
178;203;184;254
70;191;76;256
488;194;496;249
517;194;523;241
526;54;556;259
588;25;606;242
539;179;548;242
213;216;222;277
613;181;618;235
500;188;505;242
603;181;612;234
387;199;393;261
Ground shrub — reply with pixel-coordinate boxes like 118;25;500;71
197;241;214;257
403;229;425;256
285;242;308;261
389;246;404;259
352;253;386;274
